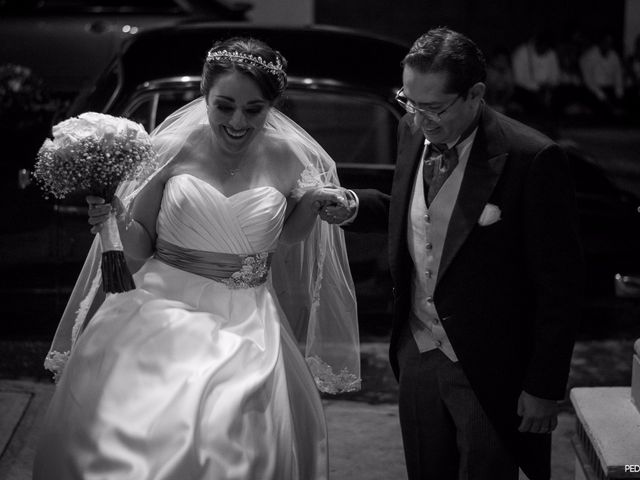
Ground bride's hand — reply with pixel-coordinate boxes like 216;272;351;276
309;187;356;224
86;195;124;234
314;187;348;209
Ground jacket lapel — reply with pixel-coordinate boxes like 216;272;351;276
437;105;508;284
389;117;423;278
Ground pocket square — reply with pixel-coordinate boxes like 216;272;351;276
478;204;501;226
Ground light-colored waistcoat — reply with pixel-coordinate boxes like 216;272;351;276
407;133;476;361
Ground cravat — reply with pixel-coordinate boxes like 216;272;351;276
422;142;459;206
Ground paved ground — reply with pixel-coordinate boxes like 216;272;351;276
0;342;588;480
2;337;639;479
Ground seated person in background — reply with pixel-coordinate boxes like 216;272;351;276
485;46;515;113
624;33;640;118
579;30;624;118
511;30;560;117
554;28;592;116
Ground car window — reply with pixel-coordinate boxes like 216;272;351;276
125;89;202;131
124;87;400;165
280;90;400;165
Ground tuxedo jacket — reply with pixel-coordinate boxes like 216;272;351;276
348;104;583;479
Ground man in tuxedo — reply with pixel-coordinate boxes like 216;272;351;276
322;27;583;480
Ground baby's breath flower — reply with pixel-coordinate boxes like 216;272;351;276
33;113;158;200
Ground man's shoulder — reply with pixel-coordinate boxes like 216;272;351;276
487;108;557;153
496;112;553;139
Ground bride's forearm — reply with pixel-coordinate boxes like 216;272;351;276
280;193;320;245
116;216;154;260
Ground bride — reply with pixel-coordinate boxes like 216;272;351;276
33;37;360;480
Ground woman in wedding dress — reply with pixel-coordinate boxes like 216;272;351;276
32;37;360;480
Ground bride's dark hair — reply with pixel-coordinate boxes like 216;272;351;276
201;37;288;102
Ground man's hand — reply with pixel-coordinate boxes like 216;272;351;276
316;187;357;224
517;390;559;434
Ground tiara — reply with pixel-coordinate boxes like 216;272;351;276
207;49;285;77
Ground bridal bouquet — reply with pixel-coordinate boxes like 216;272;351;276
34;112;157;293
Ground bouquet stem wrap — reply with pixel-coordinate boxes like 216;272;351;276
99;212;135;293
33;112;158;295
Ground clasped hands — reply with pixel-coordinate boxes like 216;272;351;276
309;186;357;225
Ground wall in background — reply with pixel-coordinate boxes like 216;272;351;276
625;0;640;55
248;0;314;25
315;0;626;56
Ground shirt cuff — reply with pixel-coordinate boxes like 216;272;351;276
338;189;359;226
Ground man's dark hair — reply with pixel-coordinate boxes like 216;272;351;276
402;27;486;95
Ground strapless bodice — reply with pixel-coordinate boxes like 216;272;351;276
156;173;287;254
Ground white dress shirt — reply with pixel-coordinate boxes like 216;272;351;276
512;42;560;92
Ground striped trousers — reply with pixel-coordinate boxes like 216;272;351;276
396;326;519;480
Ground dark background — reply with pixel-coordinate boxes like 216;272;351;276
0;0;638;342
316;0;625;55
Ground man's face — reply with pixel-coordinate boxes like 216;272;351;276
402;65;481;145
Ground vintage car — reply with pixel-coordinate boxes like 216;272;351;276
3;22;639;338
2;23;407;337
0;0;250;98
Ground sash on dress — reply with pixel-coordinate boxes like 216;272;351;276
155;238;273;289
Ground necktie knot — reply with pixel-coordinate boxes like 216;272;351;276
427;142;458;168
423;142;460;205
421;113;479;206
430;143;448;155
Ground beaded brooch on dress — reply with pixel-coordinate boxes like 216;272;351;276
223;252;272;289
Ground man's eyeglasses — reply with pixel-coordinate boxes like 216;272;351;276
395;87;462;122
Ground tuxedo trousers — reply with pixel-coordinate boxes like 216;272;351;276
396;325;519;480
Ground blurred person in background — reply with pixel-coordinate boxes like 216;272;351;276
624;33;640;120
511;29;560;119
579;30;625;118
485;45;515;114
553;27;592;117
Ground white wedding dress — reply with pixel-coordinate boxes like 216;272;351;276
33;173;328;480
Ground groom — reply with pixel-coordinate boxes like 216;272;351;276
322;28;583;480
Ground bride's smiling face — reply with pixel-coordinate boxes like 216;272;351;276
206;71;271;155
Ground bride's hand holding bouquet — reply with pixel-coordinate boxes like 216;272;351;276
33;112;158;293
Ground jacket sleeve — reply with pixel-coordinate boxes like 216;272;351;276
521;143;584;400
343;188;391;234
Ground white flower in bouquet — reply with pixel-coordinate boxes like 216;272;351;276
34;112;158;293
34;112;157;200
